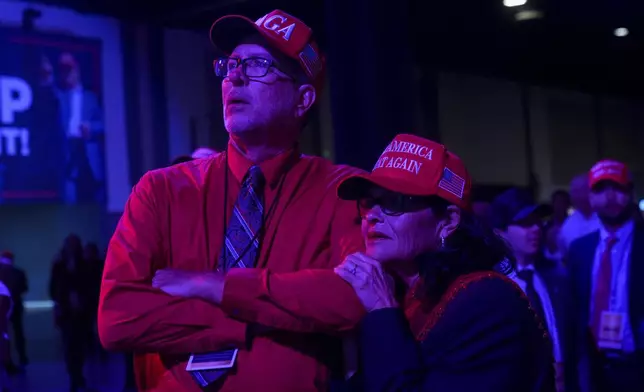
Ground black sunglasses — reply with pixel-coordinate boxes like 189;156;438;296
358;193;436;218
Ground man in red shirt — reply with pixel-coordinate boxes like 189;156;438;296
98;9;366;392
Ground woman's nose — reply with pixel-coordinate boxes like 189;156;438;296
365;205;384;223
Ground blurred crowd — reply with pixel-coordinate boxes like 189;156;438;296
0;147;218;392
470;159;643;392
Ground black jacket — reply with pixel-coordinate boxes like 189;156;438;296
351;275;555;392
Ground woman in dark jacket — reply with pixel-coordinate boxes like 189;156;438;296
0;278;11;391
334;134;554;392
49;234;96;392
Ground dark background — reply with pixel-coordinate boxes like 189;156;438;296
28;0;644;96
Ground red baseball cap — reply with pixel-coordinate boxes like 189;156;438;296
589;159;632;188
210;10;325;88
337;134;472;209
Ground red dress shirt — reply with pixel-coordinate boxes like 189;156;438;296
98;143;366;392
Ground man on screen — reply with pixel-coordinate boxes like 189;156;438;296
56;52;104;204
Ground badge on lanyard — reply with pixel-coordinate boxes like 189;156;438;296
597;311;626;350
185;349;239;371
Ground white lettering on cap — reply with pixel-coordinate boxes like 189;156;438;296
594;167;618;176
383;140;434;160
372;140;434;176
261;15;296;41
591;161;631;182
593;161;621;173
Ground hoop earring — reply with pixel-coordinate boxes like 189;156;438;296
440;236;445;248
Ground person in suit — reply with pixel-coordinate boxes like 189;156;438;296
0;278;11;392
56;52;105;204
567;159;644;392
49;234;96;392
332;134;554;392
0;251;28;371
492;188;578;392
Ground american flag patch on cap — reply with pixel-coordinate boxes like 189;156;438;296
299;44;322;77
438;168;465;198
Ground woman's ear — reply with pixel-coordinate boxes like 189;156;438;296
438;205;461;240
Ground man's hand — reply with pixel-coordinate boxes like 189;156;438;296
152;269;225;304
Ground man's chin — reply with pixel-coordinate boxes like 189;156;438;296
225;120;257;135
599;210;632;226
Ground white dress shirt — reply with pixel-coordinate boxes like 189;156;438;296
590;220;635;353
66;86;84;137
559;211;600;253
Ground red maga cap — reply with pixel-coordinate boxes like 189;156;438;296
210;9;325;88
337;134;472;209
589;159;632;188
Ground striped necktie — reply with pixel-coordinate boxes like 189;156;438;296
190;165;265;388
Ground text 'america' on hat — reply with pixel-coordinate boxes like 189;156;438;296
337;134;472;209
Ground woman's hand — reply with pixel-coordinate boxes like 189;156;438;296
334;252;398;312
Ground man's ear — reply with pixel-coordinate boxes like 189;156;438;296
296;84;316;118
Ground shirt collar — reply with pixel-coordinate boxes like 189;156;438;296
227;140;301;189
599;219;634;243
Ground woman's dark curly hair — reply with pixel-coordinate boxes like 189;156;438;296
415;196;516;299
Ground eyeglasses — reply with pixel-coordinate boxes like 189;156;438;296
358;194;434;218
213;56;280;78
